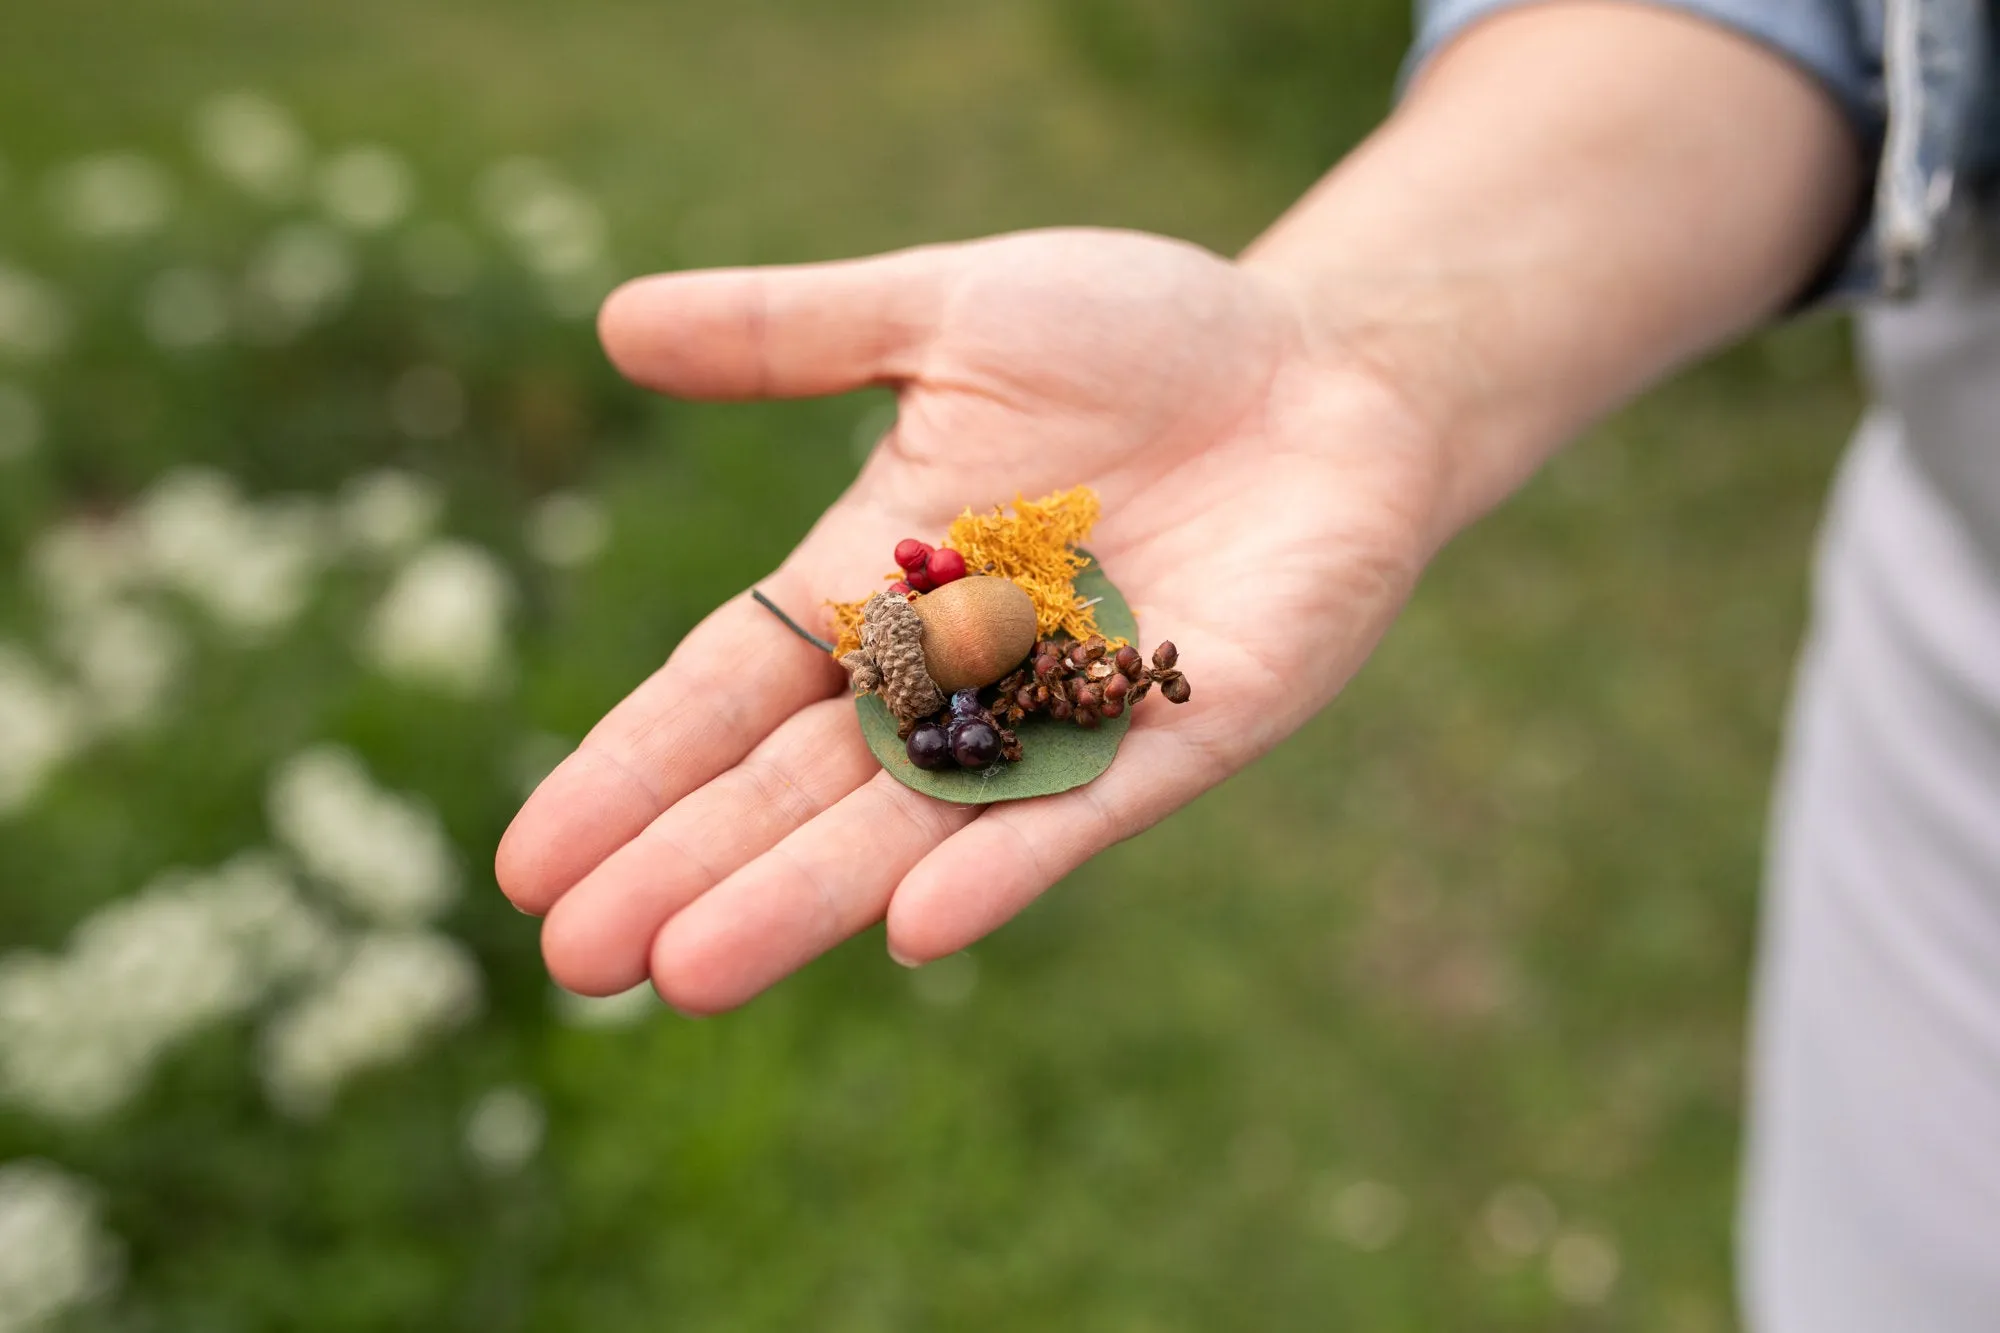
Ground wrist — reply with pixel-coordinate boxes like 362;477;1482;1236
1237;246;1509;552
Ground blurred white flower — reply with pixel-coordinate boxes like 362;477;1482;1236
0;646;82;817
526;491;609;568
0;854;339;1121
193;91;308;200
29;517;143;618
1548;1229;1621;1305
478;157;607;277
334;468;443;557
201;496;327;633
387;364;464;439
399;221;478;297
140;266;231;350
363;540;514;695
260;929;481;1118
0;381;42;462
241;222;355;340
551;982;660;1030
0;264;71;360
52;600;183;734
0;1161;122;1333
268;745;459;924
317;145;413;231
1481;1182;1558;1262
133;469;328;636
462;1085;546;1175
44;152;174;240
1311;1176;1409;1252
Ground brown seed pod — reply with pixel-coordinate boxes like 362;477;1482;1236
910;576;1039;693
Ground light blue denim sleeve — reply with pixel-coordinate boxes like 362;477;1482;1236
1408;1;1881;136
1404;0;1889;303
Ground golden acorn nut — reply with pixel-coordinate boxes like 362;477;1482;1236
910;576;1038;692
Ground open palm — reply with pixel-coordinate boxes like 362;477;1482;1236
499;228;1446;1012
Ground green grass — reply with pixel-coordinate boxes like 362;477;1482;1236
0;2;1859;1329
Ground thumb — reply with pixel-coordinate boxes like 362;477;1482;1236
597;245;950;401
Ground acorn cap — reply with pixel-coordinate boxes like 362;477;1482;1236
839;591;944;724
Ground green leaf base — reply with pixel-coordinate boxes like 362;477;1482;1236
854;553;1136;804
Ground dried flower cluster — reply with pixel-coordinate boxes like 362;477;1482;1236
942;486;1105;643
989;637;1191;731
827;485;1107;659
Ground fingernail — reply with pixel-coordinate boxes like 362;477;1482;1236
888;944;922;969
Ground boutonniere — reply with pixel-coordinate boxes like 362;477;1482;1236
756;486;1190;802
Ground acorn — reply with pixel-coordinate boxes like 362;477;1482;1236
910;575;1038;693
837;576;1038;723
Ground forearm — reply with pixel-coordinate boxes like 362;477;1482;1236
1240;2;1862;545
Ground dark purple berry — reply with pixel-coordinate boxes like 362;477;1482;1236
949;688;983;719
949;720;1001;768
906;724;952;771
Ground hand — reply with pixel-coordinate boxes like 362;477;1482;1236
497;227;1446;1012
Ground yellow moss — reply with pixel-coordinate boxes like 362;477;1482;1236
944;486;1107;643
825;485;1109;659
827;597;871;660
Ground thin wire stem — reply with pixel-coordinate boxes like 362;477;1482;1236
751;588;835;653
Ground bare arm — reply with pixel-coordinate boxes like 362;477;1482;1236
1246;2;1861;540
499;3;1864;1011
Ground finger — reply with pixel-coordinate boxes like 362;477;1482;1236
495;565;845;916
884;721;1216;966
649;771;979;1014
538;698;877;996
598;247;950;401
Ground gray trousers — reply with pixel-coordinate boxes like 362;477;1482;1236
1741;235;2000;1330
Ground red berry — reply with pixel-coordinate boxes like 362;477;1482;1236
894;538;932;573
887;580;913;596
926;547;967;585
905;565;936;593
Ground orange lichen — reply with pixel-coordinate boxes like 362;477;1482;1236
824;485;1109;659
943;486;1106;643
828;597;871;660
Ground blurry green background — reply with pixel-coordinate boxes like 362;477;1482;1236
0;1;1860;1329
